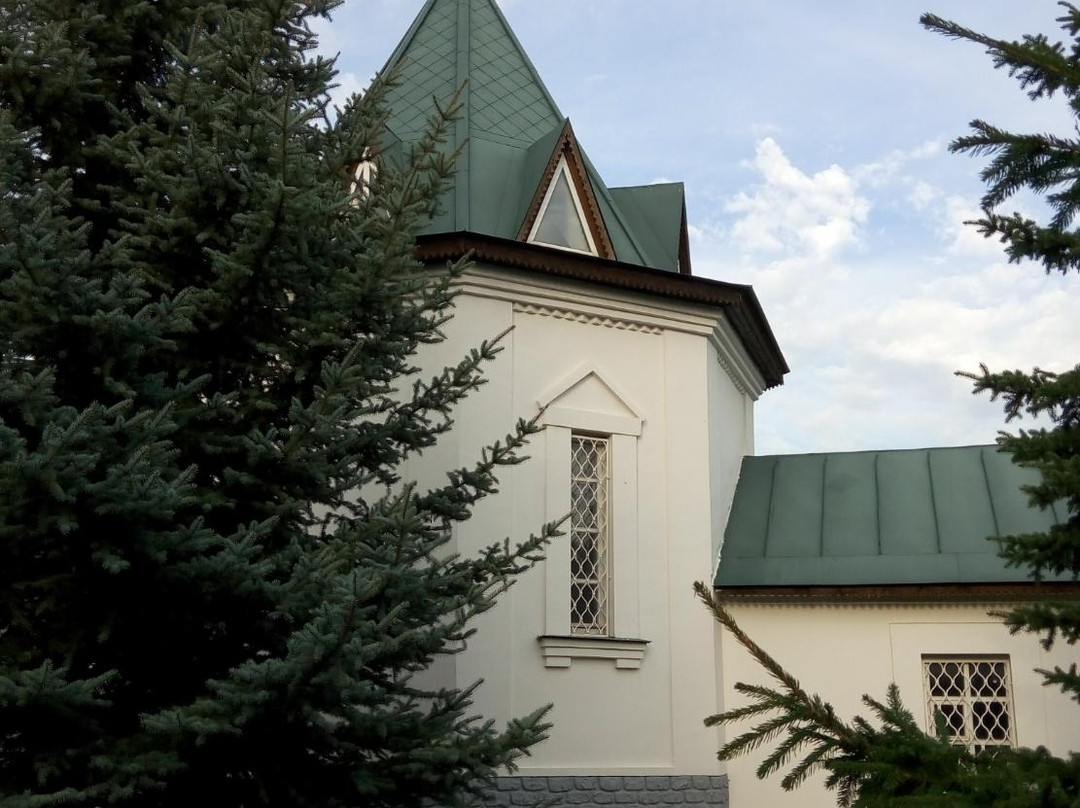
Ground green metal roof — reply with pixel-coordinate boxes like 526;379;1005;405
378;0;686;271
716;445;1069;588
609;184;687;272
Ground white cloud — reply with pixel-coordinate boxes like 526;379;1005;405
854;140;942;188
942;195;1006;259
907;180;937;211
694;137;1080;454
724;138;869;260
327;71;364;116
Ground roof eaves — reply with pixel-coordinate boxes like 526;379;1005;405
415;231;788;388
713;581;1080;605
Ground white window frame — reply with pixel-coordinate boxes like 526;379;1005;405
569;433;612;636
535;365;647;669
922;655;1016;753
349;147;377;200
526;156;599;257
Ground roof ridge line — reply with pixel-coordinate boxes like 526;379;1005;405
480;0;563;121
610;181;687;191
377;0;443;79
454;0;471;230
748;443;999;460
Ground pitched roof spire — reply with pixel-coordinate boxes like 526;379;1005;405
375;0;692;273
381;0;563;147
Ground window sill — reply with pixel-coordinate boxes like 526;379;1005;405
537;635;649;670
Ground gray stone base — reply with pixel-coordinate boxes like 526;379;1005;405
483;775;728;808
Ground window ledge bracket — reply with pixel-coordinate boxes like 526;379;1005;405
537;635;649;670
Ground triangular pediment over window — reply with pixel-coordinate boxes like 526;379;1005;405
519;121;615;259
537;364;644;436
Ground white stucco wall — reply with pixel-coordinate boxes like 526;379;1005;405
719;602;1080;808
403;264;763;776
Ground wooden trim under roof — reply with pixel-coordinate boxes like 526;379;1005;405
415;231;789;389
516;120;615;260
714;581;1080;604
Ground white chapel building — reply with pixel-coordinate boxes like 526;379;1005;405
373;2;1080;806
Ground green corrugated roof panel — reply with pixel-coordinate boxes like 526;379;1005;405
724;457;775;558
932;448;998;554
716;445;1068;588
877;449;938;555
609;184;685;271
821;452;879;558
768;454;826;558
983;448;1059;536
377;0;685;271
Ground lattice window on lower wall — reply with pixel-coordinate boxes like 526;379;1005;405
570;435;610;635
923;656;1015;753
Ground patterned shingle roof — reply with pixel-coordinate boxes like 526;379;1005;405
376;0;688;272
467;0;560;146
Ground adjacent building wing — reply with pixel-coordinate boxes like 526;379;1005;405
717;445;1069;592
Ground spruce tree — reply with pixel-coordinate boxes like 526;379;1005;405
699;5;1080;806
0;1;552;805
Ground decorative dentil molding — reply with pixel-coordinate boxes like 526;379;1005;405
513;302;663;335
509;294;764;399
716;352;750;397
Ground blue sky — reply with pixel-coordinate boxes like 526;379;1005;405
315;1;1080;455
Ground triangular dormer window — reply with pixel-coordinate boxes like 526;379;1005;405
519;121;614;259
528;157;596;255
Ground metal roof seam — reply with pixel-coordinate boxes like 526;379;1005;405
454;0;471;231
980;446;1001;537
716;446;1070;588
819;454;828;557
927;451;942;553
873;452;882;555
763;457;779;558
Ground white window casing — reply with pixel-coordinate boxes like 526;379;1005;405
923;656;1015;752
527;156;599;257
536;365;647;669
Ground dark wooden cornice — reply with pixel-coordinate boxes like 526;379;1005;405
713;581;1080;605
415;231;789;389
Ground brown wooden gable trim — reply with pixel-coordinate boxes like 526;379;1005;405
414;231;789;389
516;120;616;260
714;582;1080;605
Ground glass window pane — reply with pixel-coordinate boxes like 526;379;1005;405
533;170;591;252
570;436;609;635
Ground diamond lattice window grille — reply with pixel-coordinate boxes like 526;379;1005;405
923;656;1015;753
570;435;610;635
